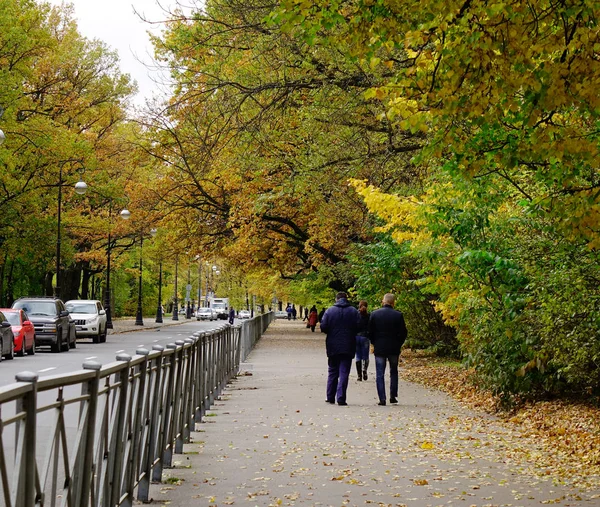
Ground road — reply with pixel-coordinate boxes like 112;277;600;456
0;319;228;387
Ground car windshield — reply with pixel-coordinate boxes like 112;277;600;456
13;301;56;316
3;312;20;325
66;303;97;314
199;308;211;313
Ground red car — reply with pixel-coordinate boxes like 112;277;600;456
0;308;35;356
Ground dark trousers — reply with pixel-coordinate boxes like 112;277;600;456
375;354;399;403
326;354;353;404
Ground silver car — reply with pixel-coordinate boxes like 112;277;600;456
196;307;216;321
65;300;108;343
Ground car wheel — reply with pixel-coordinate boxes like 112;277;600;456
28;336;36;355
51;336;60;353
16;341;25;357
69;325;76;349
100;326;107;343
5;340;14;360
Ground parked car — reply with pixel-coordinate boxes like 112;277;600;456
196;307;216;321
12;297;75;352
0;310;15;360
65;300;108;343
0;308;35;356
238;310;251;319
275;310;288;319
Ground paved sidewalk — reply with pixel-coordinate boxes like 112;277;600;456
146;319;598;507
108;316;188;334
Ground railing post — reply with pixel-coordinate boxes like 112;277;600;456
149;345;166;485
200;333;208;419
183;338;195;441
161;343;178;469
14;371;38;507
109;353;132;507
126;348;149;506
191;334;203;425
76;361;101;507
173;340;186;454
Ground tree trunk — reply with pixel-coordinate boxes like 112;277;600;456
62;266;82;301
0;251;6;307
44;272;54;297
81;267;92;299
6;259;14;306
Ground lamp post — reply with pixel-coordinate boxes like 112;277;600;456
205;264;211;306
134;235;144;326
172;254;179;321
102;205;131;329
151;229;163;323
56;160;87;299
196;255;202;309
186;262;192;319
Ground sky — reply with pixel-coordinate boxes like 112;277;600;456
45;0;182;106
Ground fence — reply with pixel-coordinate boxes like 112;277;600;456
0;313;272;507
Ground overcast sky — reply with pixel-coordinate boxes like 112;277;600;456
45;0;183;106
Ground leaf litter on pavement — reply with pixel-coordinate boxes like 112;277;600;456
153;324;600;506
401;350;600;491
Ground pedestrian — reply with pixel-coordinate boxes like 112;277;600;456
320;292;360;406
318;307;326;323
286;304;292;320
355;300;370;381
304;307;309;320
368;293;407;406
228;306;235;325
308;305;318;332
292;305;297;320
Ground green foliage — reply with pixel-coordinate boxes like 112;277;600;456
348;235;457;355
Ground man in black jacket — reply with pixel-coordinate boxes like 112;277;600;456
320;292;360;406
368;293;407;406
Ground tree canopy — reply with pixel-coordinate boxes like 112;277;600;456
1;0;599;401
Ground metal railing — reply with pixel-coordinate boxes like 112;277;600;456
0;313;272;507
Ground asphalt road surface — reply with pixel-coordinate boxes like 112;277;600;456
0;319;224;387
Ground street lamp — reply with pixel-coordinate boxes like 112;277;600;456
103;204;130;329
172;254;179;321
55;160;86;299
196;255;202;309
186;262;192;319
151;228;163;323
135;235;144;326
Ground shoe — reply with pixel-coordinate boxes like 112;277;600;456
357;377;362;382
325;399;335;404
338;401;348;406
378;401;386;406
390;397;398;404
363;372;368;381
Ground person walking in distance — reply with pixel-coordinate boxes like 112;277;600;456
368;293;407;406
320;292;360;406
355;300;370;381
228;306;235;325
308;305;318;332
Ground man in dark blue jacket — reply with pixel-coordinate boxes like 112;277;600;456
320;292;360;405
368;293;408;406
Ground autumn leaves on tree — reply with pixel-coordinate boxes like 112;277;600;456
1;0;598;400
